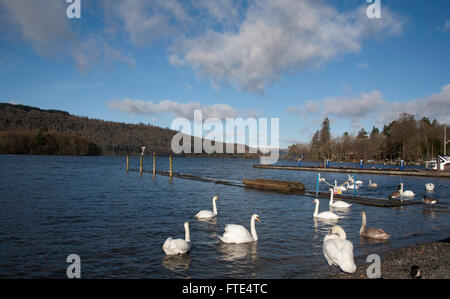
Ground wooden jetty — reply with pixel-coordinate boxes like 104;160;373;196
253;164;450;178
243;179;305;194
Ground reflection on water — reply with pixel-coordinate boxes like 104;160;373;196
0;155;449;278
162;255;191;273
218;242;258;262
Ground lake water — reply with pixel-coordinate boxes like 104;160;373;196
0;155;449;278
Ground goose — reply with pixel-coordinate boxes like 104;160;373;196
369;180;378;188
323;226;357;273
328;188;351;208
422;195;438;205
425;183;435;192
399;183;415;198
195;196;219;219
313;199;341;220
163;222;191;255
359;211;390;240
218;214;261;244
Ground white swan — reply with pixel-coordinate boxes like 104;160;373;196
425;183;435;192
323;225;357;273
163;222;191;255
369;180;378;188
345;182;358;190
399;183;415;198
355;180;364;185
195;196;219;219
328;188;351;208
313;199;340;220
218;214;261;244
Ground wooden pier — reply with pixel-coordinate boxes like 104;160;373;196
253;164;450;178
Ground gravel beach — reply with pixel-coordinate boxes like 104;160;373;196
330;238;450;279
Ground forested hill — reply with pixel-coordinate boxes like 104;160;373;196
0;103;179;156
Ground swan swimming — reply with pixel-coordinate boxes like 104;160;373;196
425;183;435;192
195;196;219;219
313;199;341;219
328;188;351;208
369;180;378;188
422;195;438;205
323;226;357;273
359;211;390;240
345;182;358;190
399;183;415;198
218;214;261;244
163;222;191;255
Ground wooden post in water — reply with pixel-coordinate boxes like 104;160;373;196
169;155;173;177
140;155;143;175
126;155;129;172
153;153;156;176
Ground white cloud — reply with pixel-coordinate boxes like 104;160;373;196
356;62;370;69
0;0;136;72
170;0;405;92
108;98;239;120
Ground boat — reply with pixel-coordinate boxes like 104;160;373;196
426;156;450;171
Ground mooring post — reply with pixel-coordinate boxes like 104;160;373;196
126;155;129;172
153;153;156;176
170;155;173;177
316;173;320;197
140;155;143;175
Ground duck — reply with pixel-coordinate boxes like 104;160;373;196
422;195;438;205
425;183;435;192
195;196;219;219
218;214;261;244
328;188;352;208
163;222;191;255
313;199;341;220
369;180;378;188
359;211;390;240
399;183;415;198
323;226;357;273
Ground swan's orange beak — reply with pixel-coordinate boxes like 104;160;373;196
256;217;261;223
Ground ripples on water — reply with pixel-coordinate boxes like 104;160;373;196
0;156;449;278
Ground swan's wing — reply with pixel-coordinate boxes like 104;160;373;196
171;239;190;253
195;210;215;218
366;228;390;239
221;224;253;243
324;239;356;273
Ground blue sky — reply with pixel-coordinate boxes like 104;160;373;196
0;0;449;148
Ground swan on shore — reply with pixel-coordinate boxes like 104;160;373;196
218;214;261;244
422;195;438;205
328;188;351;208
195;196;219;219
369;180;378;188
359;211;390;240
425;183;435;192
313;199;340;219
163;222;191;255
323;226;357;273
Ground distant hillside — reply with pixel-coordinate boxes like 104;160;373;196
0;103;258;157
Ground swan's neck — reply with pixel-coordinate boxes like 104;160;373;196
185;224;190;243
313;201;319;216
338;229;347;240
250;217;258;241
360;214;366;235
329;192;334;205
400;184;404;194
212;199;218;215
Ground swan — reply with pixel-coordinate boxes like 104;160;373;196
399;183;415;198
389;185;401;199
359;211;390;240
218;214;261;244
323;226;357;273
313;199;341;220
195;196;219;219
345;182;358;190
163;222;191;255
328;188;352;208
355;180;364;185
369;180;378;188
425;183;435;192
422;195;438;205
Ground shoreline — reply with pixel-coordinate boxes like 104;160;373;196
330;238;450;279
